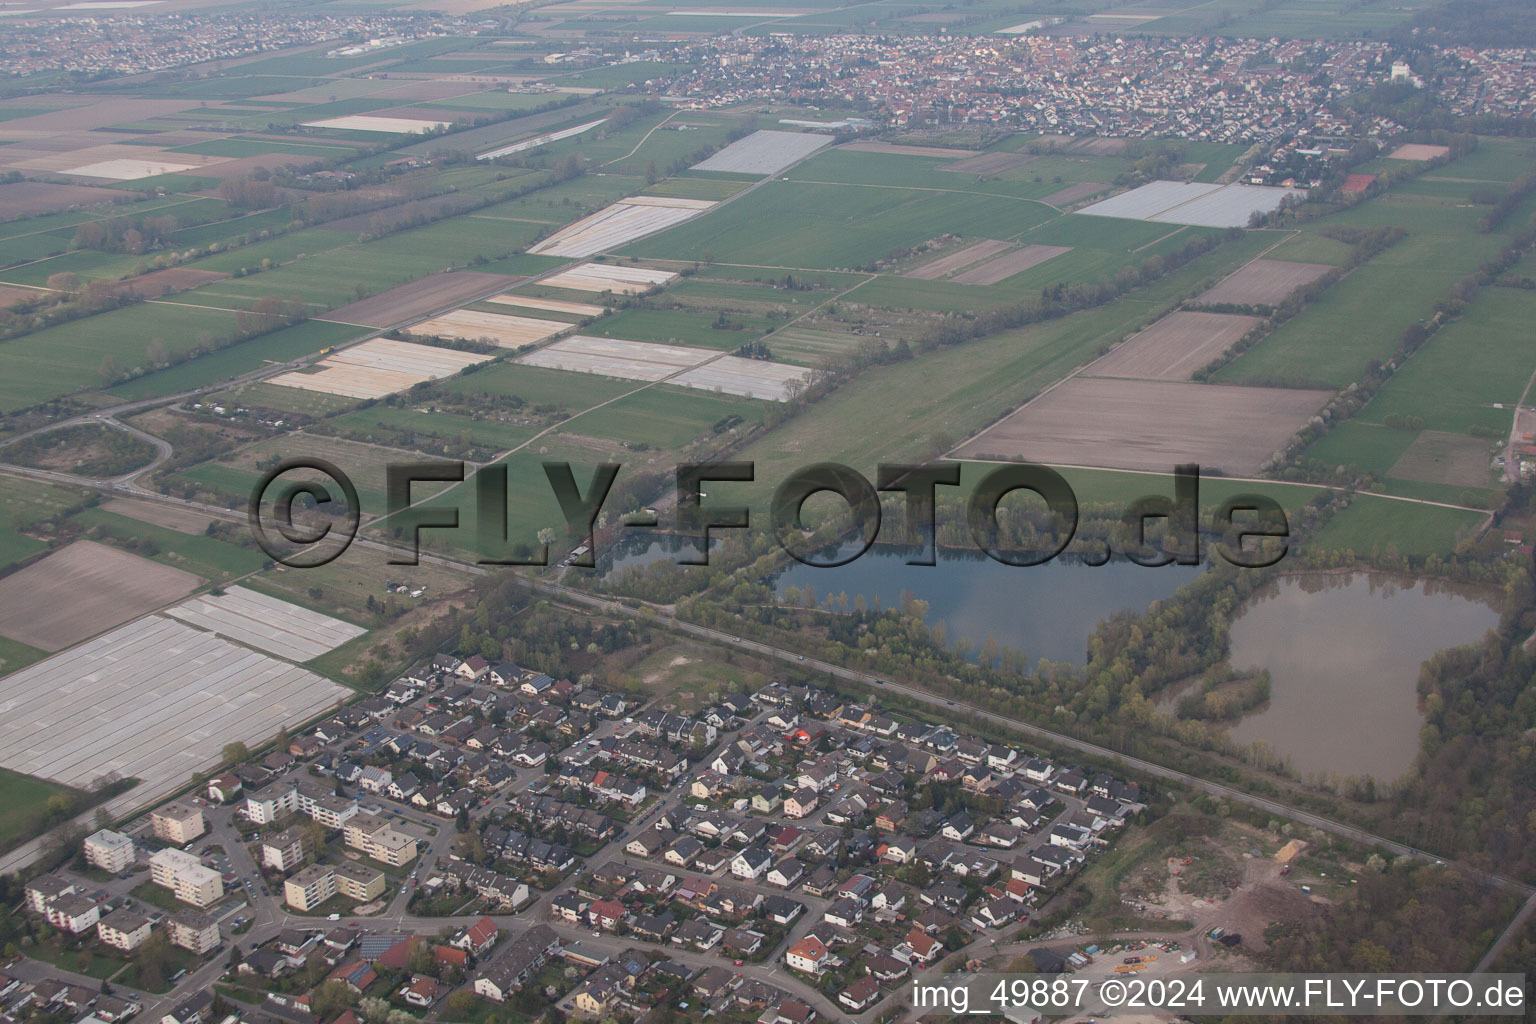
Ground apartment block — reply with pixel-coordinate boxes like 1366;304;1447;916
261;827;306;873
151;802;206;846
343;812;418;867
97;909;152;952
83;829;135;873
149;848;224;907
283;862;385;911
168;909;221;955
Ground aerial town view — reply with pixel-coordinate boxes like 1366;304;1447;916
0;0;1532;1020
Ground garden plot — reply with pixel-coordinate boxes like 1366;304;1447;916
519;334;708;380
691;129;832;176
1196;258;1334;307
265;338;491;399
951;377;1330;475
163;585;365;661
670;356;810;402
528;196;718;258
0;540;201;652
539;262;678;293
1085;311;1261;381
408;308;568;348
951;244;1072;285
487;294;606;316
303;115;451;134
904;239;1014;280
1077;181;1291;228
0;616;346;799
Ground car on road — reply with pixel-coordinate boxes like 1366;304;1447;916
795;654;805;661
733;960;744;967
946;700;956;706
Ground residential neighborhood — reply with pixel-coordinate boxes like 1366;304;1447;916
3;654;1146;1024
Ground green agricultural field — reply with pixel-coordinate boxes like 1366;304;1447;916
368;439;605;559
546;61;696;88
1261;230;1355;266
623;180;1057;270
764;325;869;365
0;635;48;678
1355;285;1536;436
324;404;540;455
1303;420;1420;475
1308;495;1489;558
559;384;766;450
0;768;82;847
849;226;1269;314
215;434;452;516
71;507;267;578
0;477;89;573
215;380;362;416
785;147;1118;201
642;176;753;201
589;119;739;178
169;137;358;158
725;235;1268;504
188;229;359;275
1215;191;1513;389
170;219;545;313
104;320;367;403
428;361;635;413
587;307;776;350
0;302;246;412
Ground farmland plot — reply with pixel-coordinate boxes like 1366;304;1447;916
0;541;201;652
1084;311;1261;381
691;129;832;175
163;586;365;661
537;262;678;293
528;196;718;258
0;616;346;799
265;338;492;399
1196;258;1334;307
409;308;569;347
951;377;1330;475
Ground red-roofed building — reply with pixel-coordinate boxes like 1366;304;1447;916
433;945;469;971
589;898;626;930
453;917;501;956
402;976;441;1008
327;960;378;994
785;935;828;974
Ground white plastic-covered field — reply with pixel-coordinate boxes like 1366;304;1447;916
691;129;832;176
163;586;366;662
1077;180;1291;228
477;118;607;160
487;294;606;316
409;308;568;348
0;616;346;798
519;334;708;380
303;115;450;134
539;263;678;294
519;336;808;400
266;338;491;399
670;356;811;401
64;157;202;180
528;196;717;258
